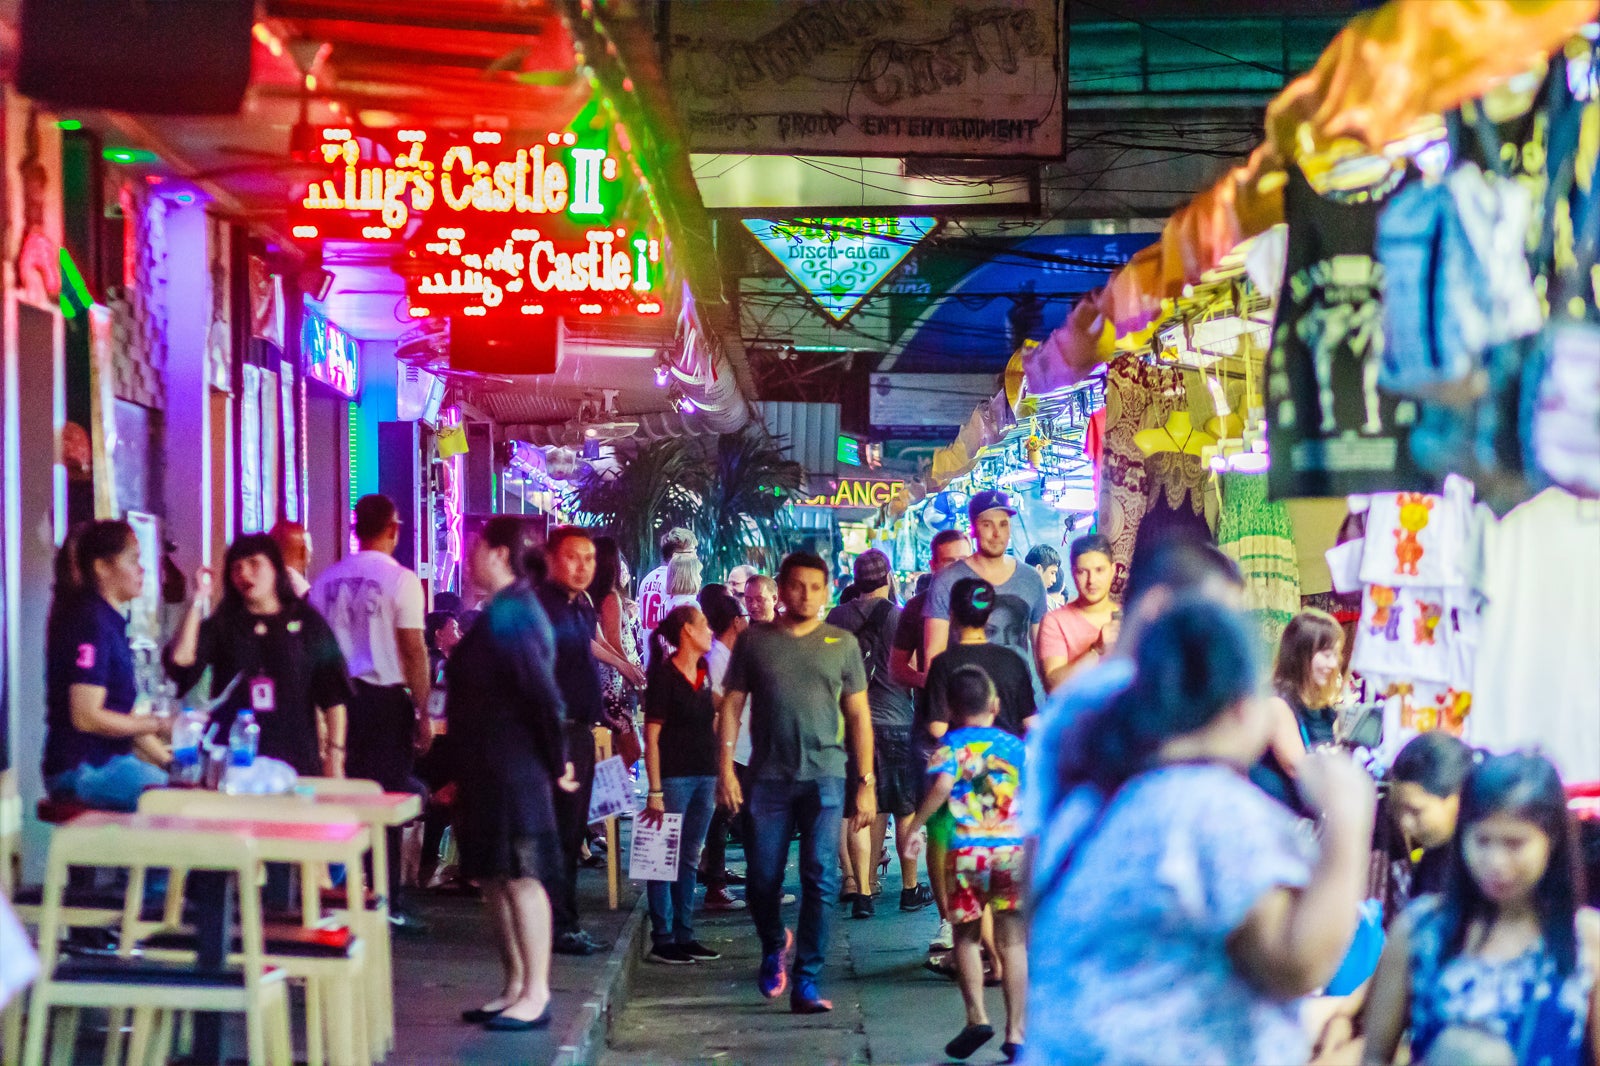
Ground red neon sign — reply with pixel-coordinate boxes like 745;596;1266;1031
288;127;664;318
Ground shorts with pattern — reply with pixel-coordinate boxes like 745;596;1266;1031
945;843;1023;925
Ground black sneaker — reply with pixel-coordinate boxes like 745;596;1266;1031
851;893;875;919
679;940;721;960
554;930;611;956
645;944;696;965
900;883;935;912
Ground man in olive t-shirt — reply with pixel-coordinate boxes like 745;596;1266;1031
720;552;874;1015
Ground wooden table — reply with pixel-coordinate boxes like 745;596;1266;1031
304;791;419;1057
71;811;369;1065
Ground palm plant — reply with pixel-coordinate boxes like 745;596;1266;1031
565;437;706;573
693;427;806;578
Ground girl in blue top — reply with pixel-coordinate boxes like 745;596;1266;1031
1362;752;1599;1066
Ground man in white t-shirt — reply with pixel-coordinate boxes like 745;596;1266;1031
309;494;432;926
637;526;696;634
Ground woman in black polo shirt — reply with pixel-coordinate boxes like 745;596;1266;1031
639;604;722;965
43;520;170;810
164;533;352;777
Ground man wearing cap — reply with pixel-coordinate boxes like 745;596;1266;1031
310;493;433;929
923;490;1049;707
826;551;930;918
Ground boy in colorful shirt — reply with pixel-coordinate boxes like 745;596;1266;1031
904;665;1027;1063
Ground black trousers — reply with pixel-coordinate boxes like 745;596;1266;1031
550;719;597;935
348;680;424;906
699;762;750;888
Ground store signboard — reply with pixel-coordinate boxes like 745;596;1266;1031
302;304;360;399
745;217;934;321
800;477;901;508
869;372;996;434
667;0;1064;158
288;128;663;319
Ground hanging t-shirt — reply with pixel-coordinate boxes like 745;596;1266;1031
1267;163;1425;498
1356;477;1475;589
1468;489;1600;782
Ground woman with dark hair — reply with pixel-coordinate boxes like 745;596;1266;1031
1363;753;1599;1066
43;520;171;810
449;516;577;1030
1029;597;1376;1065
590;535;644;735
639;603;722;965
165;533;352;777
1390;731;1478;900
1250;608;1346;813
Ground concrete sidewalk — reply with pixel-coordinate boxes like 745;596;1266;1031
601;858;1013;1066
390;860;642;1066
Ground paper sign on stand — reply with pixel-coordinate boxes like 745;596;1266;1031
629;813;682;882
587;755;634;824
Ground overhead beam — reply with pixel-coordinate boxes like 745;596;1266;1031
267;0;554;36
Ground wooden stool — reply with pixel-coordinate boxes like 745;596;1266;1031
21;822;293;1066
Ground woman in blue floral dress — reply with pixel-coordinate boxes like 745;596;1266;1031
1362;752;1599;1066
1026;598;1377;1065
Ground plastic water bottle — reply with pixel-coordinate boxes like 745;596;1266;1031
168;707;205;786
228;711;260;768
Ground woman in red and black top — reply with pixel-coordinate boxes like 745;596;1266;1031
639;604;722;965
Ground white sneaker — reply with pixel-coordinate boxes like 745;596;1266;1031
929;919;954;951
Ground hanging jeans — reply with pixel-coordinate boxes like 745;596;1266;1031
645;775;718;948
744;776;845;983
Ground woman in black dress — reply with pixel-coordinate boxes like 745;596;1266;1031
164;533;352;777
448;516;576;1031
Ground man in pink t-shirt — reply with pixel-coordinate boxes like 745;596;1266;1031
1038;534;1121;693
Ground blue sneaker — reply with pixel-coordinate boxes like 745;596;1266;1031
758;928;793;999
789;976;833;1014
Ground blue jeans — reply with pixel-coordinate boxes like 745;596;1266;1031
745;776;844;983
47;754;167;812
646;776;718;948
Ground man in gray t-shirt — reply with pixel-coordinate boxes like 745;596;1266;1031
925;489;1049;704
719;552;873;1014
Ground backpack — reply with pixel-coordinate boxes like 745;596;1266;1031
839;599;894;687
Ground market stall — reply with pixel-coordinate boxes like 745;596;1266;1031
908;0;1600;780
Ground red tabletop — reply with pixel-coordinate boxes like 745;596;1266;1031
69;810;368;861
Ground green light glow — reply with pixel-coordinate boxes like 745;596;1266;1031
743;217;936;321
58;249;93;319
57;119;83;132
102;146;159;165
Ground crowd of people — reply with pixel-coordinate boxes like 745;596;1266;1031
33;487;1599;1063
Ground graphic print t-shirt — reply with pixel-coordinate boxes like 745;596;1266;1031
1266;162;1424;497
927;558;1048;704
929;725;1026;848
637;564;670;634
308;550;426;686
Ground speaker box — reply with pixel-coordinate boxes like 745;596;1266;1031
17;0;254;115
449;314;559;376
